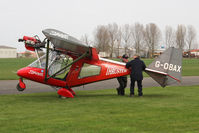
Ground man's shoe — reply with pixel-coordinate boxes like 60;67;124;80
138;94;143;97
116;88;121;95
121;91;125;96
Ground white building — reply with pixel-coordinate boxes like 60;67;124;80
190;49;199;57
0;45;17;58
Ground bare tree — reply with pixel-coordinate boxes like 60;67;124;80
165;26;175;48
121;24;131;54
107;23;119;57
116;28;122;57
131;22;145;55
176;25;186;50
144;23;161;58
192;42;199;49
94;25;110;52
81;34;90;46
186;25;196;58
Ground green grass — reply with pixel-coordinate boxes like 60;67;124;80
181;58;199;76
0;58;35;80
0;58;199;80
0;86;199;133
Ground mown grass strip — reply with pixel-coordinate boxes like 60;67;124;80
0;85;199;133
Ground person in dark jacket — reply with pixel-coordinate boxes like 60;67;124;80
116;54;129;95
126;54;146;97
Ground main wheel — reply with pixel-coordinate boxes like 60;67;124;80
16;83;25;91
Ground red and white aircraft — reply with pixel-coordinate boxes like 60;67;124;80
17;29;182;98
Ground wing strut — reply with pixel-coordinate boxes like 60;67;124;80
45;39;50;81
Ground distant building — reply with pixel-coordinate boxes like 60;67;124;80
190;49;199;57
154;49;166;57
99;47;136;58
17;51;37;58
114;47;136;58
99;52;109;58
183;49;199;58
0;45;17;58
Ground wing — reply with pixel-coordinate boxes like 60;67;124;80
42;29;91;57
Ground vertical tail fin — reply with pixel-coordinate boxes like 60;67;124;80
145;47;182;87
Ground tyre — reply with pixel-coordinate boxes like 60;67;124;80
16;83;25;91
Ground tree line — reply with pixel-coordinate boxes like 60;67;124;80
81;23;198;58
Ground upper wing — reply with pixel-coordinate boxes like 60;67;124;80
42;29;91;56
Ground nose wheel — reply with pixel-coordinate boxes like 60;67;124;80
16;78;26;91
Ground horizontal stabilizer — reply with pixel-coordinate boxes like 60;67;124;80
145;47;182;87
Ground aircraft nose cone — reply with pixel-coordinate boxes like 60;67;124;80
17;68;26;77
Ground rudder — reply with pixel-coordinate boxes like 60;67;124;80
145;47;182;87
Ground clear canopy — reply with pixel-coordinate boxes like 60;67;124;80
29;51;70;76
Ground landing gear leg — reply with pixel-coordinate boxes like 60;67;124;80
16;78;26;91
68;88;76;96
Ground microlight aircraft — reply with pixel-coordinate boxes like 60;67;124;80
17;29;182;98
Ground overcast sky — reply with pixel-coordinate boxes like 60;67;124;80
0;0;199;52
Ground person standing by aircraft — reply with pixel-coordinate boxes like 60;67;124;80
126;54;146;97
116;54;129;95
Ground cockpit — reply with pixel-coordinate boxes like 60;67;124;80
29;51;71;79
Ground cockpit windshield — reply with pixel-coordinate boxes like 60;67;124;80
29;51;71;77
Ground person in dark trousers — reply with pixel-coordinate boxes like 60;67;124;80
126;54;146;97
116;54;129;96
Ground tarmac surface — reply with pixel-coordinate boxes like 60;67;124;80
0;76;199;95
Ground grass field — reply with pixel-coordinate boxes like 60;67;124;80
0;58;35;80
0;58;199;80
0;85;199;133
